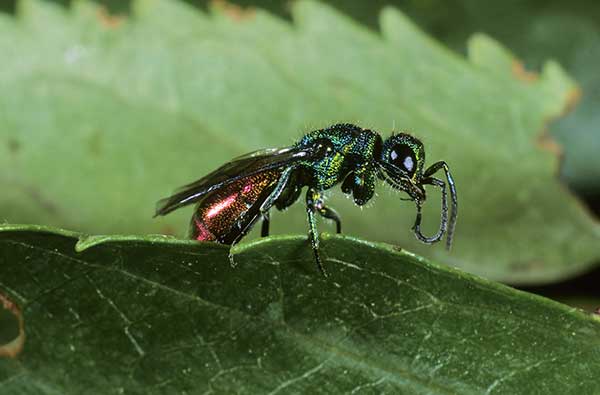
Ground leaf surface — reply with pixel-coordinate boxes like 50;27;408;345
0;0;598;283
1;224;599;394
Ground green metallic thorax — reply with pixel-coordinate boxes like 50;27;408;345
294;124;382;205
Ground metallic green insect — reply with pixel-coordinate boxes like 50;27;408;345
155;123;458;276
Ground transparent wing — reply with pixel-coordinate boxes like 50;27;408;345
155;146;312;216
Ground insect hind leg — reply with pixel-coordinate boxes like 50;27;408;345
261;212;270;237
229;168;294;267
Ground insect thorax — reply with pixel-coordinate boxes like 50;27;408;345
296;124;382;202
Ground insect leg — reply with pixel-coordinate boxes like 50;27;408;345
228;167;294;266
412;177;447;244
306;188;328;277
314;198;342;234
228;223;250;267
228;211;266;267
275;184;302;211
422;161;458;249
259;167;294;213
261;212;270;237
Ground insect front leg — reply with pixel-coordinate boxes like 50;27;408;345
306;188;328;277
422;160;458;249
412;177;447;244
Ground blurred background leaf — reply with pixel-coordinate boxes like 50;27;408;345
320;0;600;208
0;0;598;287
30;0;598;204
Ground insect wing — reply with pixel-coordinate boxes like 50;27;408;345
155;146;312;216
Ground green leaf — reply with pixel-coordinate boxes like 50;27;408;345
1;224;599;394
408;0;600;197
502;11;600;197
0;0;598;284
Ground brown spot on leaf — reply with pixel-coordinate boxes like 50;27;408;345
534;85;598;220
88;130;103;156
511;60;539;83
391;245;404;253
97;6;124;29
0;293;25;358
594;307;600;316
161;225;177;236
537;131;563;159
561;87;583;115
211;0;255;22
536;85;581;159
7;138;20;154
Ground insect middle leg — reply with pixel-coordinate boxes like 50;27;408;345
315;201;341;234
306;188;328;277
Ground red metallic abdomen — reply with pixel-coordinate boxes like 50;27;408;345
190;170;282;244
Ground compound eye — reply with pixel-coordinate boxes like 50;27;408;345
390;144;416;175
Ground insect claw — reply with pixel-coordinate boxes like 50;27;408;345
315;252;329;277
228;251;237;268
315;262;329;277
